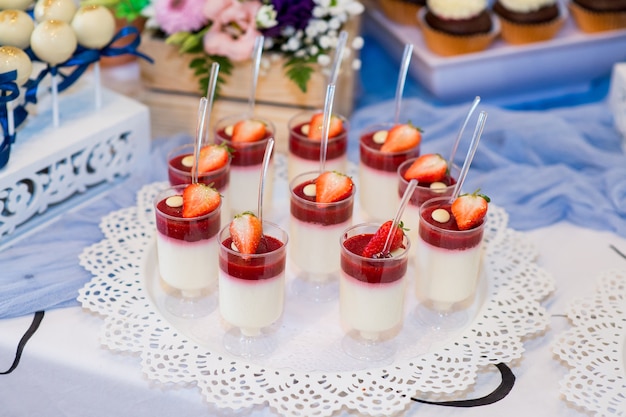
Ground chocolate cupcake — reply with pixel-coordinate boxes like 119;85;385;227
419;0;499;56
493;0;565;44
377;0;426;26
569;0;626;33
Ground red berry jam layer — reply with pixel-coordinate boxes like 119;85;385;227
168;153;230;189
360;132;420;172
289;122;347;161
219;236;285;281
341;234;408;284
290;179;353;225
419;203;484;250
155;198;220;242
215;128;273;167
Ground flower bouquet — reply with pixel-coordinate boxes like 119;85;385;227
138;0;364;106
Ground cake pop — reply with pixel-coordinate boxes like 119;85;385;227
0;0;34;11
71;4;116;109
0;9;34;49
33;0;77;23
30;19;77;127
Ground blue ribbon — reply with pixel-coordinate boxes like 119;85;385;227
23;25;153;105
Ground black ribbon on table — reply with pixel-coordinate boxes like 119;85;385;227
410;362;516;407
0;311;44;375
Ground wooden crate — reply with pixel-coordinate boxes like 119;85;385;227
136;18;361;153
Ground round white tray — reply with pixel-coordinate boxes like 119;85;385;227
552;269;626;417
78;158;555;416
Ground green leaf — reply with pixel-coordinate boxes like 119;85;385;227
284;58;315;93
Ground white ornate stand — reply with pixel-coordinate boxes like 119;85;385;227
78;171;555;417
0;84;150;249
553;270;626;417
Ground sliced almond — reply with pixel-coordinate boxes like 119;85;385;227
225;125;234;136
430;182;447;193
301;124;310;135
431;208;450;223
372;130;388;144
181;155;194;167
303;183;316;197
230;241;239;252
165;195;183;208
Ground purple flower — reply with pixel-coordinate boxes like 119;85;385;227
260;0;315;38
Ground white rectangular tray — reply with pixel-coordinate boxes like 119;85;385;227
364;5;626;103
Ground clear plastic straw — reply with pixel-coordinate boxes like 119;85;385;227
203;62;220;145
319;83;336;173
191;97;209;184
451;111;488;200
247;35;264;117
393;43;413;124
329;30;348;85
448;96;480;167
257;137;275;225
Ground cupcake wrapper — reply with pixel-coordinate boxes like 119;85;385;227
569;2;626;33
498;7;566;45
418;10;500;56
377;0;423;27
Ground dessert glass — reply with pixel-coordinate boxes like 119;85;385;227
359;122;420;222
218;221;288;358
154;185;221;317
214;114;275;216
287;110;349;184
415;196;486;328
289;171;355;302
167;143;231;227
397;158;459;252
339;222;410;361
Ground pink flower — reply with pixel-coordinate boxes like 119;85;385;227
154;0;208;34
203;0;262;62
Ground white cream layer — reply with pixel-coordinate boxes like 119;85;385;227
358;164;400;222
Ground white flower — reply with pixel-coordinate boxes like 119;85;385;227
352;59;362;70
256;5;278;29
317;54;331;66
351;36;364;50
318;35;332;49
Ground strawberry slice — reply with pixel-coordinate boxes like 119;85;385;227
380;122;422;153
362;220;406;258
229;211;263;255
195;144;230;174
182;183;221;218
307;112;343;141
403;153;448;183
450;190;490;231
232;119;267;143
315;171;354;203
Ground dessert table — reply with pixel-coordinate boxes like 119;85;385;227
2;20;626;417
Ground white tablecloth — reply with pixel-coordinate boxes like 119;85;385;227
2;221;624;417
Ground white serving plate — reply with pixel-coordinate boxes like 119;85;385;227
364;4;626;103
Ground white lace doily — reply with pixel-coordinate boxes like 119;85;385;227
552;270;626;417
78;158;555;417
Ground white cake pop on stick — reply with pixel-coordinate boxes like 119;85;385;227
30;20;77;127
0;10;35;49
71;5;116;109
33;0;76;23
0;0;34;11
0;45;31;139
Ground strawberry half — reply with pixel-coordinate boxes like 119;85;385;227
403;153;448;183
229;211;263;255
182;183;221;218
450;190;490;231
315;171;354;203
362;220;406;258
195;144;230;174
380;122;422;153
307;112;343;140
232;119;267;143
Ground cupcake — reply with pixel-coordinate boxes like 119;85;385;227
377;0;426;26
419;0;499;56
493;0;566;44
569;0;626;33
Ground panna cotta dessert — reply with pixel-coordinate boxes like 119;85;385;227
340;221;410;360
154;183;222;299
287;110;349;184
289;170;355;298
214;114;275;216
218;212;288;356
416;193;489;312
359;122;421;222
167;143;231;227
397;154;458;246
